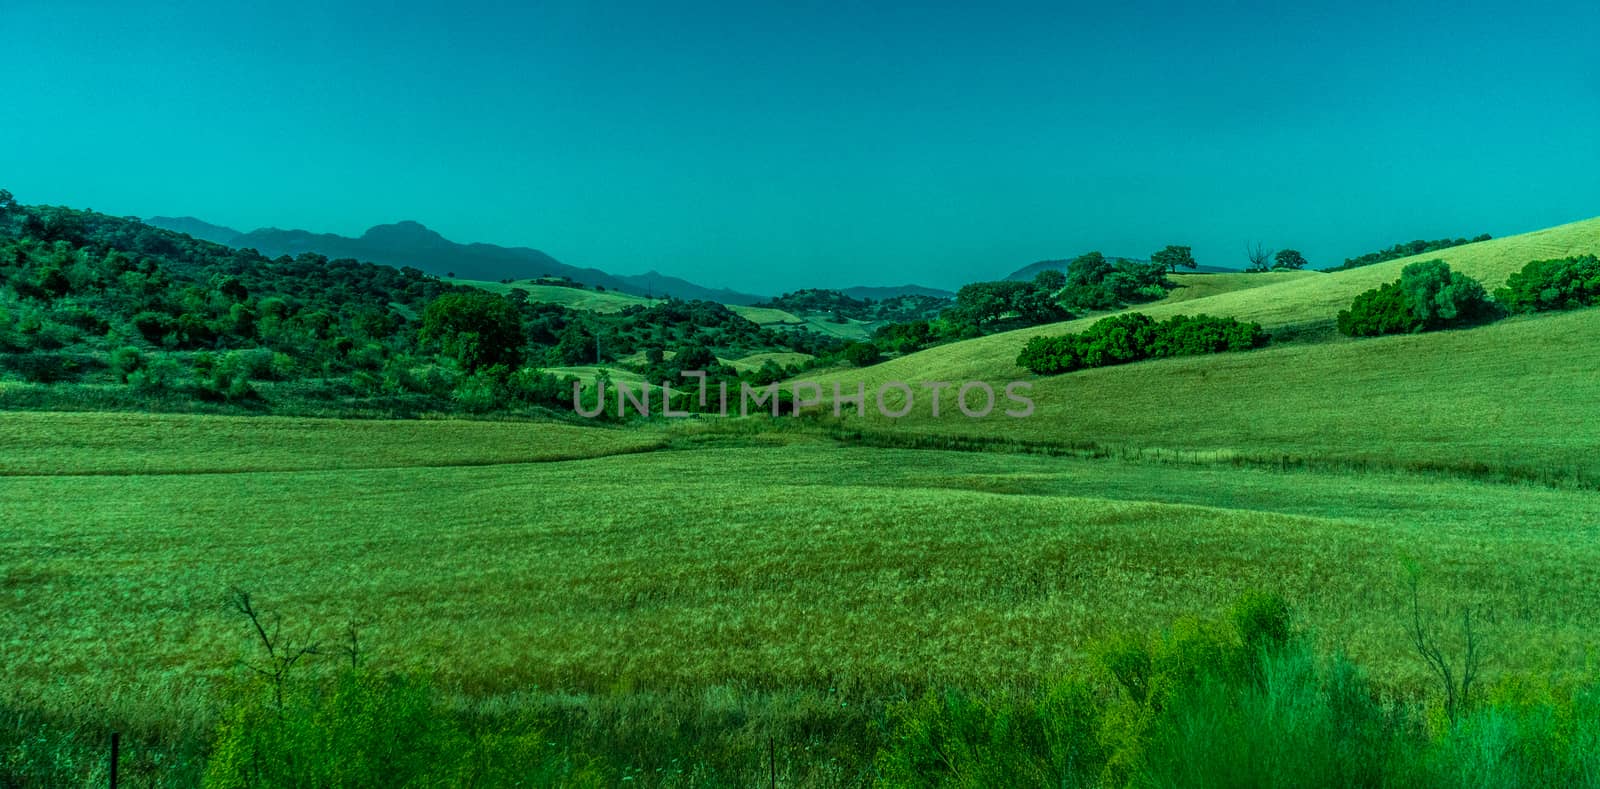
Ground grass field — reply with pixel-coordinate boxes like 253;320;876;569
455;280;663;312
809;307;1600;483
1159;270;1321;303
7;412;1600;784
8;418;1600;706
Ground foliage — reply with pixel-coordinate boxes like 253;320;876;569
1017;313;1268;375
1061;251;1170;310
843;341;884;367
1331;234;1493;271
1273;249;1309;270
1336;259;1498;337
945;279;1071;331
1493;255;1600;313
1151;244;1197;273
419;291;525;373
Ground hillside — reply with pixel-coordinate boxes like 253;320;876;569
145;216;765;304
835;215;1600;383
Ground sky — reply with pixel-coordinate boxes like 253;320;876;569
4;0;1599;294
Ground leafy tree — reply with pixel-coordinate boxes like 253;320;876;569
1033;268;1067;291
1273;250;1309;270
419;292;524;373
1152;245;1197;273
843;341;883;367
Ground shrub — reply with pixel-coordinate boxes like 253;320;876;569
1337;260;1498;337
128;357;183;392
109;346;142;382
452;369;504;413
505;367;574;408
1017;313;1267;375
1336;280;1419;337
1494;255;1600;313
843;341;883;367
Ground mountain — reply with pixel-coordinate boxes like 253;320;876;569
144;217;766;305
840;284;955;300
145;216;242;246
1005;257;1236;280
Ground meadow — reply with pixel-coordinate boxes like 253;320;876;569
7;411;1600;784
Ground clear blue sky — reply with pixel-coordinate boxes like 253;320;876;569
5;0;1598;293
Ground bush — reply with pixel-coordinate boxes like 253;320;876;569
1494;255;1600;313
843;341;883;367
1337;260;1498;337
109;346;142;382
1336;280;1418;337
505;367;574;408
1017;313;1267;375
452;369;504;413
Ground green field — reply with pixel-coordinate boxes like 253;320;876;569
8;409;1600;783
8;213;1600;784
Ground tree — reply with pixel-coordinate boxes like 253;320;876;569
1273;249;1309;270
419;292;524;373
1245;242;1274;273
843;341;883;367
1033;268;1067;291
1152;245;1197;273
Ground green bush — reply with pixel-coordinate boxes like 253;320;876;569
1494;255;1600;313
1337;260;1498;337
1017;313;1267;375
843;341;884;367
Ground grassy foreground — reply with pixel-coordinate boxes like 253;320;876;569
6;413;1600;784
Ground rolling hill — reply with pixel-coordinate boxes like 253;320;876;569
837;215;1600;383
806;215;1600;481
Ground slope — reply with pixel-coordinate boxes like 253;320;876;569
831;215;1600;383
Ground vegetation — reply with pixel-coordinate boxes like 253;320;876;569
1017;313;1267;374
0;194;857;417
1494;254;1600;313
11;408;1600;784
1061;251;1170;310
1331;234;1493;271
1336;259;1498;337
1274;248;1310;270
1151;244;1196;273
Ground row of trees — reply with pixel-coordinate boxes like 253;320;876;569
1016;312;1268;375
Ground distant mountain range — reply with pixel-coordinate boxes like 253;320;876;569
1005;257;1237;280
144;216;768;305
141;216;993;306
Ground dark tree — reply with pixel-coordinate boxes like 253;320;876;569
1152;245;1197;273
1273;249;1309;270
420;292;524;373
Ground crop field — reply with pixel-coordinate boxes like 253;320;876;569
7;414;1600;714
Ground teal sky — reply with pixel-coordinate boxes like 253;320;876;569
5;1;1598;293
